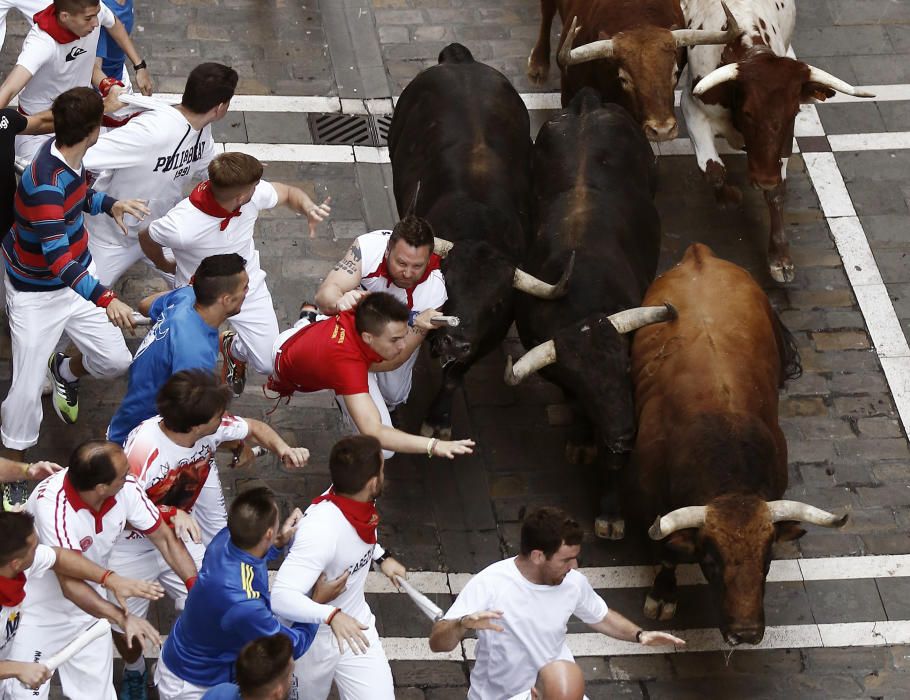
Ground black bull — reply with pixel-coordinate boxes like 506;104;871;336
387;43;534;439
510;89;664;536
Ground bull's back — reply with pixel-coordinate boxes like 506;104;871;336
560;0;684;41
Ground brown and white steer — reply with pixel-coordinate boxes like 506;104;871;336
628;243;847;645
682;0;873;282
528;0;741;141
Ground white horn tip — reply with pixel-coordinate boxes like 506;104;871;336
648;516;665;540
504;355;520;386
832;512;849;528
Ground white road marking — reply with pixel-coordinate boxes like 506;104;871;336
828;132;910;151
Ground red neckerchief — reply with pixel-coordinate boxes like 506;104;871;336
189;181;242;231
0;573;27;608
34;5;79;44
63;474;118;534
312;488;379;544
362;253;442;308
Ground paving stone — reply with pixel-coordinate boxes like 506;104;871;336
391;661;468;687
608;655;674;682
804;578;888;623
243;112;313;144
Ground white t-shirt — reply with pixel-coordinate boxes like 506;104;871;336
84;106;216;243
23;469;162;614
445;558;608;700
0;544;55;660
0;0;45;52
148;179;278;288
16;3;115;115
358;230;447;311
271;497;386;627
115;414;249;555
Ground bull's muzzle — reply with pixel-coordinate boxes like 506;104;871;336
723;624;764;647
643;118;678;142
431;333;472;363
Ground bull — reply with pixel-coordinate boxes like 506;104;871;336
527;0;742;141
681;0;873;282
506;90;672;538
388;43;571;439
628;243;847;645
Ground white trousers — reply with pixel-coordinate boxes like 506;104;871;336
5;610;116;700
289;623;393;700
154;657;208;700
87;233;176;288
13;133;51;164
227;280;279;375
1;273;132;449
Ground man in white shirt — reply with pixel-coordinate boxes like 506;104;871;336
84;62;237;287
0;0;45;52
0;510;165;694
0;0;153;162
111;369;309;696
5;439;198;700
429;507;686;700
271;435;406;700
139;152;332;396
314;216;446;416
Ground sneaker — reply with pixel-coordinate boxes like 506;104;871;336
220;331;247;397
2;481;29;512
119;668;147;700
47;352;79;424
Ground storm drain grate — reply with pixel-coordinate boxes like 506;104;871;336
308;113;391;147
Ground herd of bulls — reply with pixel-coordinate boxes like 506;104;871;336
385;0;867;647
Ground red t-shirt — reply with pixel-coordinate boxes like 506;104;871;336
271;311;383;396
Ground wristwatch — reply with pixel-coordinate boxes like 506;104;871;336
133;59;148;72
375;552;390;566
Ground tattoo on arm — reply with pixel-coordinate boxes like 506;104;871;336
332;243;361;275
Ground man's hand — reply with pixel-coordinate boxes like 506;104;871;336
639;631;686;647
110;199;150;235
312;570;349;604
277;446;309;469
106;298;137;331
13;661;51;690
413;309;443;332
25;461;62;480
329;610;370;654
104;574;165;611
459;610;505;632
171;510;202;545
432;439;476;459
102;84;126;113
121;613;163;650
379;557;407;589
305;196;332;238
134;67;153;96
336;289;367;313
274;508;303;549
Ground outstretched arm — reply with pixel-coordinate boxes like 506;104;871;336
587;609;686;647
429;611;504;652
315;240;365;314
272;182;331;238
103;19;152;95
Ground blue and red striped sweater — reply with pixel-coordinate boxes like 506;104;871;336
2;139;115;304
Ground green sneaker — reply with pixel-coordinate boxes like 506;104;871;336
47;352;79;424
2;480;29;512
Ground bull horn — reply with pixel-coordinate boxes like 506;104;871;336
557;16;614;68
512;251;575;300
607;303;676;334
672;1;743;47
806;66;875;98
693;62;740;95
433;237;454;258
767;500;848;527
504;339;557;386
648;506;707;539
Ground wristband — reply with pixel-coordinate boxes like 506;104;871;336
133;60;147;72
426;438;438;459
96;289;117;309
326;607;341;625
98;77;124;98
408;310;418;327
635;629;643;644
100;570;114;588
185;576;197;591
21;462;30;477
375;552;389;566
230;441;245;468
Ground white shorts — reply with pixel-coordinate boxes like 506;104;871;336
228;280;279;375
87;233;176;288
154;657;208;700
289;622;393;700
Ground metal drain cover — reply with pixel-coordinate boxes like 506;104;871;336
308;113;392;147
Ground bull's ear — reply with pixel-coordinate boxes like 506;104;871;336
802;82;836;103
775;521;807;542
664;529;698;556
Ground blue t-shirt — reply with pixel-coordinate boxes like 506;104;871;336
97;0;134;80
107;287;219;445
202;684;241;700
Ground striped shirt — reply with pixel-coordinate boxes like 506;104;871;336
2;138;115;303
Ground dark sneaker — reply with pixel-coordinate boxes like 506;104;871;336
220;331;247;397
47;352;79;424
119;668;148;700
2;480;29;512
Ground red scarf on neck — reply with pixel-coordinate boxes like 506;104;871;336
312;488;379;544
34;5;79;44
0;573;27;608
189;181;242;231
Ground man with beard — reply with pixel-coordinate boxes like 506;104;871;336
271;435;403;700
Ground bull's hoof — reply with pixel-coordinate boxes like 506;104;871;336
419;422;452;440
594;516;625;540
644;594;677;621
714;184;743;208
527;54;549;84
565;441;597;465
769;258;796;284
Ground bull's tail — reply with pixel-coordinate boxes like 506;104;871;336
438;43;475;64
772;308;802;386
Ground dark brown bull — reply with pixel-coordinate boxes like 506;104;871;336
628;243;847;645
527;0;741;140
